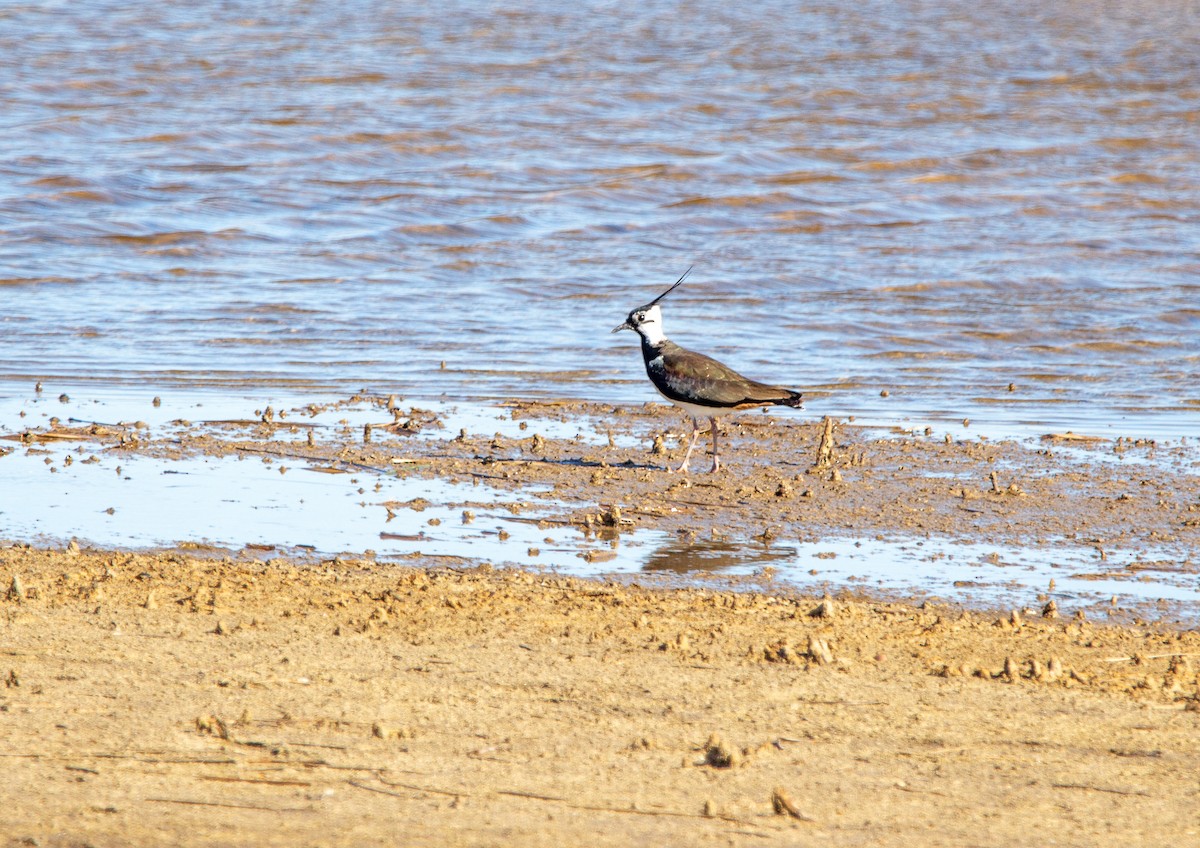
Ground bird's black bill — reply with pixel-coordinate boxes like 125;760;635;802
612;320;633;333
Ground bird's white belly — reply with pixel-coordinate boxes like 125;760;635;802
652;386;739;420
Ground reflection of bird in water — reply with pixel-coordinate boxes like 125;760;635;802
612;268;804;474
641;540;797;574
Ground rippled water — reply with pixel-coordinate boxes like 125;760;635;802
2;0;1198;436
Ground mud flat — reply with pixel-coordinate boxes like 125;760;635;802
2;396;1200;844
4;393;1198;617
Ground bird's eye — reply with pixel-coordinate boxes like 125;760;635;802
635;312;646;322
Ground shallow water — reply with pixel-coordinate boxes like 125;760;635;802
2;390;1196;621
5;431;1196;621
2;0;1198;438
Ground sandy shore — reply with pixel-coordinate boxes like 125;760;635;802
2;544;1198;847
3;397;1199;844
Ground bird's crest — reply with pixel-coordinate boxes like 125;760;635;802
645;266;693;308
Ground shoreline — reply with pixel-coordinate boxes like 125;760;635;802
3;394;1198;623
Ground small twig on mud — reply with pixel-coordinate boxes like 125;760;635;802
372;777;465;798
1051;782;1150;797
496;789;568;802
146;797;312;812
893;783;950;798
283;759;377;772
347;779;424;800
278;740;349;751
200;775;312;787
771;787;817;822
897;745;978;758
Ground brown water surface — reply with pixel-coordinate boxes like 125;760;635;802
1;1;1198;436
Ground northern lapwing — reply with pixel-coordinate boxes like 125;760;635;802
612;269;804;473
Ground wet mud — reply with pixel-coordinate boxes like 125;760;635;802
5;392;1196;619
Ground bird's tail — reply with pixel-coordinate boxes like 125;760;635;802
740;383;804;409
779;390;804;409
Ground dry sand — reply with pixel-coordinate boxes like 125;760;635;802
2;547;1199;847
3;398;1199;845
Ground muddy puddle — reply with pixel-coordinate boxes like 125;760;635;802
2;386;1197;623
0;445;666;569
0;387;640;562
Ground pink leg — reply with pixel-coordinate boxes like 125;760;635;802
708;417;720;472
671;417;702;474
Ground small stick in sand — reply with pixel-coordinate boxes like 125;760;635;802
771;786;816;822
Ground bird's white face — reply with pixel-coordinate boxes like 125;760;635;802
617;303;666;345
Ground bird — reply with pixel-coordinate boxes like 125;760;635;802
612;268;804;473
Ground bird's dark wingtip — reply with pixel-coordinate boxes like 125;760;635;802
783;392;804;408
